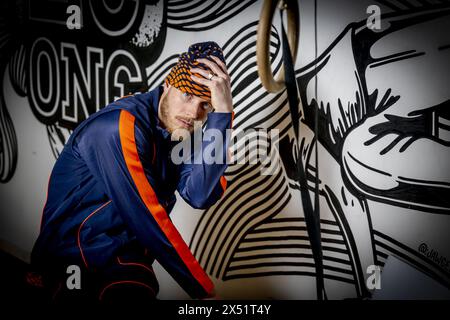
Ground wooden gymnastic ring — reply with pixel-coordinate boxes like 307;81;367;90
257;0;299;93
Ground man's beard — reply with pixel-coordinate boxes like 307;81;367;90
159;94;195;138
159;94;177;134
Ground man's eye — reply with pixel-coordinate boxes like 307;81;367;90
202;103;211;111
182;92;192;100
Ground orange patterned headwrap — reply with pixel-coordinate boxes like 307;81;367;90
165;41;225;103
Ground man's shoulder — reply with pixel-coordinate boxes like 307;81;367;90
71;88;160;146
71;109;122;147
78;107;157;146
113;88;160;110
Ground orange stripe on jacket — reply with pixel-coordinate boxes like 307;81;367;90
118;110;214;295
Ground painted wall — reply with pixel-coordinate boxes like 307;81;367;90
0;0;449;299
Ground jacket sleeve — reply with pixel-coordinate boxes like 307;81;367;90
75;109;213;299
177;112;234;209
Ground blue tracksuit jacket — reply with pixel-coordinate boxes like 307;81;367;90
31;86;233;299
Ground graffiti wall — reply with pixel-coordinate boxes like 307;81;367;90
0;0;449;299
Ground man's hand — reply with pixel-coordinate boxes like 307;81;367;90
190;56;233;113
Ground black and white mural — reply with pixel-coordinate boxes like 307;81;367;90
0;0;449;299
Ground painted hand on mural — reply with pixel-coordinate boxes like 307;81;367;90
297;9;450;214
274;6;450;293
343;13;450;214
0;2;21;183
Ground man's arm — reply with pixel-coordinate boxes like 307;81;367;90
178;55;234;208
177;111;233;209
76;109;214;299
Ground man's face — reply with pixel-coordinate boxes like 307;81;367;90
158;84;211;135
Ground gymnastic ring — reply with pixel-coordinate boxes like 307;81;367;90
257;0;299;93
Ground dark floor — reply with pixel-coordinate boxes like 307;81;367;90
0;250;49;303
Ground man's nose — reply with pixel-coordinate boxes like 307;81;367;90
185;102;203;120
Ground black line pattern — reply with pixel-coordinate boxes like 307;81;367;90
193;160;291;279
225;217;356;285
8;44;27;97
0;74;17;183
167;0;257;31
146;54;180;89
46;123;72;160
374;229;450;288
0;3;19;183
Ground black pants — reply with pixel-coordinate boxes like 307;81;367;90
29;249;159;304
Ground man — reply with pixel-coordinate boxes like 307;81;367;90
31;42;233;302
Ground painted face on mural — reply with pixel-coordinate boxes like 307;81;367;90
158;84;211;135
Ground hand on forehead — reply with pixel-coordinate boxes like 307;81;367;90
165;41;226;102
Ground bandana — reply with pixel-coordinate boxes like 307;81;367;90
165;41;225;103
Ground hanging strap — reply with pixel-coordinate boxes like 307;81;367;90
279;7;327;300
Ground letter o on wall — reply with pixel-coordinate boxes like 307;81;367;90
29;37;60;120
89;0;140;37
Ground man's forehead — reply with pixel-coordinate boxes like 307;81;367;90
171;86;209;104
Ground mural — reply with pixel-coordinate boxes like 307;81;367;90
0;0;449;299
